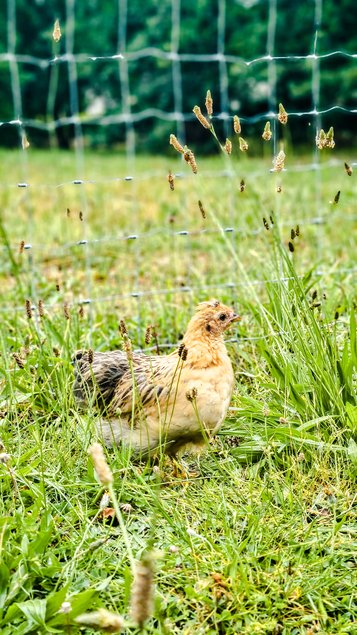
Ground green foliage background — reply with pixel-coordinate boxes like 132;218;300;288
0;0;356;151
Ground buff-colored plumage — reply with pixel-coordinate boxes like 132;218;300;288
73;300;240;457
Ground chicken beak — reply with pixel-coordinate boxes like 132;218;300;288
229;313;241;324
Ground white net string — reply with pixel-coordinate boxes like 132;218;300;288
0;0;356;346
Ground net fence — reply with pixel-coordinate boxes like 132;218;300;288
0;0;356;349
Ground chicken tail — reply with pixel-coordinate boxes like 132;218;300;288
72;349;128;410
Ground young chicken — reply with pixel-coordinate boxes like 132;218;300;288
73;300;240;457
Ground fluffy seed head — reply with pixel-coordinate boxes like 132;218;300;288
75;609;124;632
130;553;155;628
88;443;113;486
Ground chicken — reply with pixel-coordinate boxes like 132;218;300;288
73;299;240;458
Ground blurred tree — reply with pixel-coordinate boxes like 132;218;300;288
0;0;355;150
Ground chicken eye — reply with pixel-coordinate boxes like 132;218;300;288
219;313;227;321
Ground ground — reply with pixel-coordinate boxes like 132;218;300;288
0;146;356;633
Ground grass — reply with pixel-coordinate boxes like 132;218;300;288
0;143;356;633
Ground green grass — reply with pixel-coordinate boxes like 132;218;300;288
0;146;356;633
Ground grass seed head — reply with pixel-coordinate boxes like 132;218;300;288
193;105;211;129
169;134;184;154
88;348;94;364
233;115;241;134
240;179;245;192
178;343;188;360
21;133;30;150
79;210;83;221
130;552;155;628
53;18;61;42
263;217;270;231
12;353;25;369
332;190;340;205
326;126;335;148
19;240;25;253
145;325;153;345
288;241;295;253
295;224;300;236
273;150;285;172
205;90;213;116
224;138;232;155
276;185;282;193
38;299;44;318
88;443;113;486
78;305;84;318
25;299;32;319
278;103;288;124
316;129;326;149
184;149;198;174
239;137;248;152
119;319;128;336
262;121;272;141
63;302;70;319
167;171;175;191
75;609;124;632
186;387;198;402
198;200;206;218
344;162;352;176
291;228;296;240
